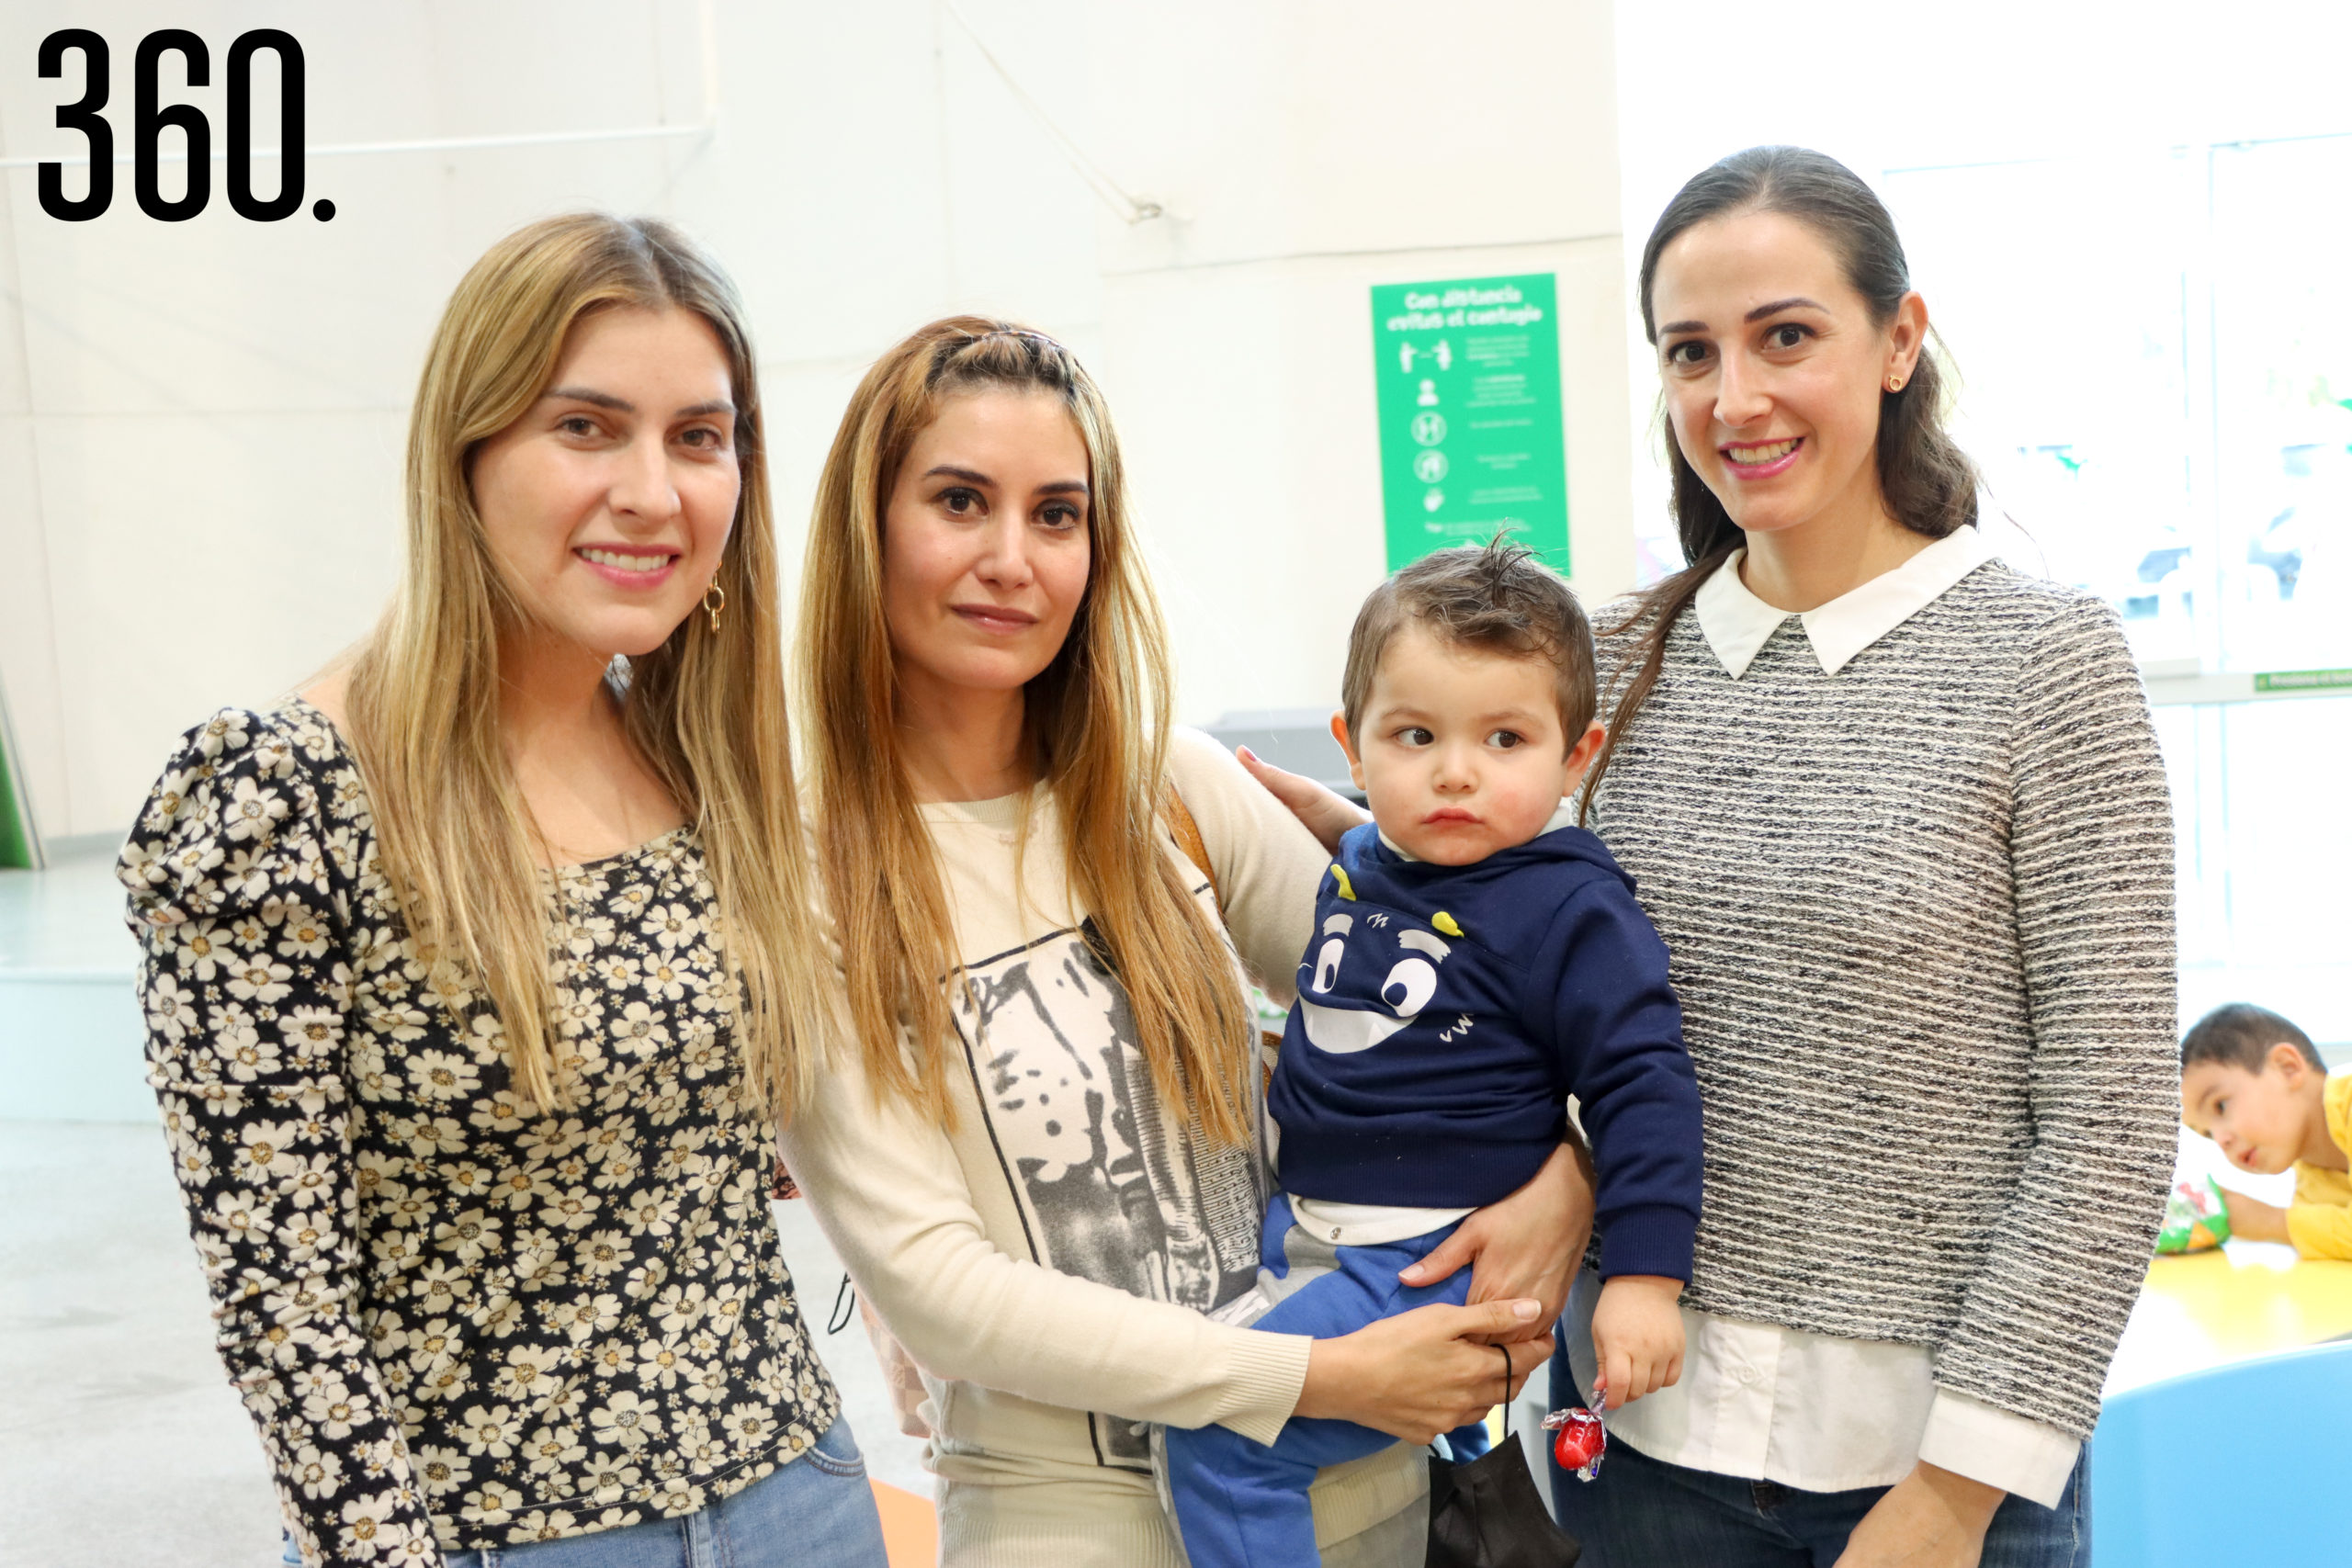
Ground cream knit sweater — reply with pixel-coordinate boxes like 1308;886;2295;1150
781;730;1427;1567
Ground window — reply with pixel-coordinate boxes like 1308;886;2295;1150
2160;695;2352;1045
1888;140;2352;681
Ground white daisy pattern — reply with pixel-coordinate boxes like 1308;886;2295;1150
119;704;839;1564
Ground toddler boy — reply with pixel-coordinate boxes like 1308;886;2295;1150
2179;1002;2352;1258
1164;539;1704;1568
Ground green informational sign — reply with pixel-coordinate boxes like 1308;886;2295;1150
2254;667;2352;694
1371;272;1569;573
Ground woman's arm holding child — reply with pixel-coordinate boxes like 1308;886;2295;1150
782;1002;1550;1447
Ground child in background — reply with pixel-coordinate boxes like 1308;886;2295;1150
1162;539;1705;1568
2179;1002;2352;1259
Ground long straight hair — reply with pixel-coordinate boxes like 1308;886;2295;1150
1582;146;1981;817
797;317;1256;1144
345;213;826;1117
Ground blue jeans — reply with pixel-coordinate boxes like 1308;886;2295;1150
281;1415;886;1567
1546;1353;2089;1568
1163;1196;1486;1568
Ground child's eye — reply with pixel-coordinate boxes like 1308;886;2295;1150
1396;727;1433;748
1487;729;1522;750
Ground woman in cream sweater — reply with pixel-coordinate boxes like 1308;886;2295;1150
777;318;1590;1567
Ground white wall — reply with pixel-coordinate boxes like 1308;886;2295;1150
0;0;1631;838
1087;1;1632;731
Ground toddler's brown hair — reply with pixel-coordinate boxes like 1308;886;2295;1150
1340;535;1596;747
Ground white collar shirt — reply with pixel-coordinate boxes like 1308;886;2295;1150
1692;523;1997;679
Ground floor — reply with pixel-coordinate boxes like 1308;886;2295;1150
0;1118;932;1568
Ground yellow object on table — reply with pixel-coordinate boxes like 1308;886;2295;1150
2105;1240;2352;1396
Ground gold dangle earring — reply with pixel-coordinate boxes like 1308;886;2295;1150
703;581;726;635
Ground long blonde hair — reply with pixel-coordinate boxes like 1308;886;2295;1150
797;318;1255;1142
345;212;824;1117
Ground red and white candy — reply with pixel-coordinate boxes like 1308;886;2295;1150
1544;1404;1607;1481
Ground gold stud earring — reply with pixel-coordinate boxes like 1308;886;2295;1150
703;581;726;635
1887;375;1904;392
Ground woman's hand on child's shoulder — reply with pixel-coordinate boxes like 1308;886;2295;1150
1234;745;1368;855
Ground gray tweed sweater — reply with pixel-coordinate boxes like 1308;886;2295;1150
1589;559;2177;1440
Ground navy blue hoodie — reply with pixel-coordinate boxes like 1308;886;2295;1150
1268;818;1704;1281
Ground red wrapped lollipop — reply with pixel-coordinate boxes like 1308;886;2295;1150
1544;1394;1608;1481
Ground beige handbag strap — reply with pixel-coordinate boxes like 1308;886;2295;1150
1163;786;1219;911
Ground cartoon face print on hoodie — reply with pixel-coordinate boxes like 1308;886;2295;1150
1295;901;1466;1055
1263;818;1704;1239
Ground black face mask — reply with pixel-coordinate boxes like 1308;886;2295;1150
1425;1404;1586;1568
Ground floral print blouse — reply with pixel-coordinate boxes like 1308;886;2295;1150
118;704;839;1565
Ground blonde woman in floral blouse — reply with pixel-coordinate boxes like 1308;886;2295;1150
118;216;885;1568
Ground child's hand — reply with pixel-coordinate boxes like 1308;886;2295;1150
1590;1275;1684;1410
2220;1187;2291;1245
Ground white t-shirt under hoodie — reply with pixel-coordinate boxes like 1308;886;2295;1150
780;730;1428;1568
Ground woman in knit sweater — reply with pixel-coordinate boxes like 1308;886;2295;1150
775;319;1589;1567
1254;147;2177;1568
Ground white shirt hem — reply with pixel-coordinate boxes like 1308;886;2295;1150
1565;1274;2076;1504
1287;1197;1472;1249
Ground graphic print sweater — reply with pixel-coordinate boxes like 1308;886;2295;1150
777;732;1429;1568
1268;819;1705;1281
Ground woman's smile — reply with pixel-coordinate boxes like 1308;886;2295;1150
1650;208;1928;555
1720;435;1804;479
574;545;682;587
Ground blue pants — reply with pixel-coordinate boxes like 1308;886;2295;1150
1545;1349;2089;1567
280;1414;885;1568
1163;1196;1488;1568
